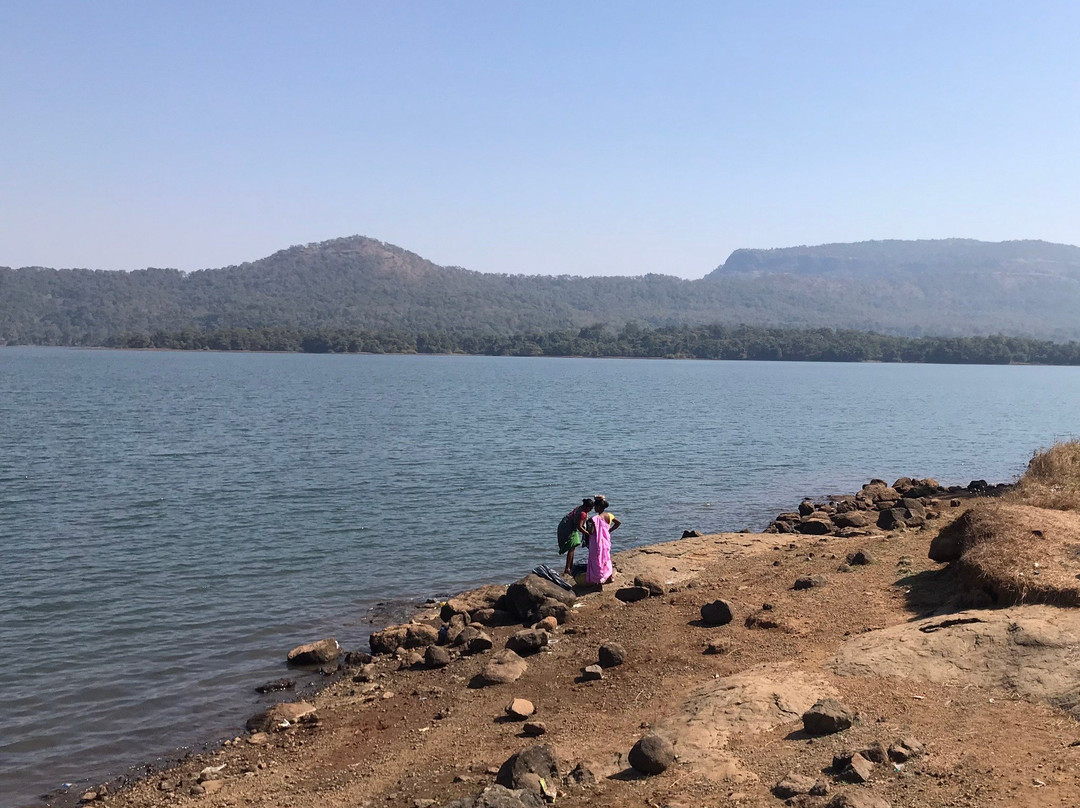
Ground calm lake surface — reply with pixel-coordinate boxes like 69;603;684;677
2;348;1078;806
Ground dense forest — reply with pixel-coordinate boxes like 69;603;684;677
5;236;1080;344
106;323;1080;365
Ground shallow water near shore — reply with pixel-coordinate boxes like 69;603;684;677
1;348;1078;806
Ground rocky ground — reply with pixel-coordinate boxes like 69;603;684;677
73;481;1080;808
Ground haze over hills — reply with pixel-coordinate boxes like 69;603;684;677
3;236;1080;345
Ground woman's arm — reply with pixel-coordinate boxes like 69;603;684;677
609;515;621;531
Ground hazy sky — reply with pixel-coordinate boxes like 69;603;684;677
2;2;1078;278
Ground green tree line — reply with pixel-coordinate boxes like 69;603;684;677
104;324;1080;365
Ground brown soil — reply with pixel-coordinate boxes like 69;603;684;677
96;495;1080;808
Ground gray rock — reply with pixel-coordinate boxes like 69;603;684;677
826;793;890;808
797;518;833;535
506;574;576;621
841;753;873;783
537;598;572;625
773;773;817;798
627;733;675;775
496;744;560;790
370;623;440;655
633;574;666;595
700;599;734;626
802;698;854;735
846;548;874;566
437;784;547;808
793;574;827;590
286;638;340;666
581;664;603;681
454;626;494;655
425;645;451;668
474;650;527;686
598;642;627;668
564;761;596;787
523;721;547;737
833;511;870;528
505;629;550;656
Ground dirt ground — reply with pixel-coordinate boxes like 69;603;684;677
94;495;1080;808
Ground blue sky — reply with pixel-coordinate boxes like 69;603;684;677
2;1;1078;277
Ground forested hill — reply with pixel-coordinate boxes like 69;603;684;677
5;236;1080;345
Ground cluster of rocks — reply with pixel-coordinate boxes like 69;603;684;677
764;477;984;537
764;698;925;806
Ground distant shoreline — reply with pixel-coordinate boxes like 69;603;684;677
6;322;1080;366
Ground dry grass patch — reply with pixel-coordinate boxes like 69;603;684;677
1009;439;1080;511
947;502;1080;606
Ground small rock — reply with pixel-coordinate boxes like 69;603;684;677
247;732;269;745
681;530;702;538
506;698;535;720
700;599;734;626
79;792;98;802
425;645;451;668
628;733;675;775
581;664;604;681
859;741;890;764
793;574;827;590
523;721;547;737
811;780;830;796
454;626;494;655
841;753;874;783
565;761;596;787
158;780;177;792
598;642;627;668
846;548;874;566
773;773;817;798
496;744;560;791
200;780;224;794
254;678;295;694
286;638;340;666
802;699;854;735
703;639;734;655
826;790;890;808
534;616;558;632
506;629;550;656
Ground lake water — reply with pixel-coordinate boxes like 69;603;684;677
2;348;1078;806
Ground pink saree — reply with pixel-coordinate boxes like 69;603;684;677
586;514;612;585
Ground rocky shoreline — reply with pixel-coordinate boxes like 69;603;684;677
50;472;1080;808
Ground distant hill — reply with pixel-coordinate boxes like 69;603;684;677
4;236;1080;344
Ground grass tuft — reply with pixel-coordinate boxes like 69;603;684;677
1008;440;1080;511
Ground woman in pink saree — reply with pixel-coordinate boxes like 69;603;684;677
586;496;621;586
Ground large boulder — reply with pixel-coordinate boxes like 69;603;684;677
496;744;560;790
440;584;509;621
506;574;576;621
627;733;675;774
474;649;528;686
286;638;340;666
369;622;440;655
833;511;870;529
797;518;833;535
